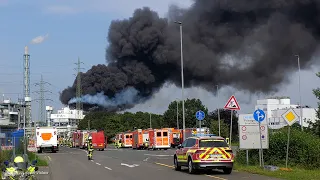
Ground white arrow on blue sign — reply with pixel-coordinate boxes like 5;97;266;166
196;110;205;121
253;109;266;122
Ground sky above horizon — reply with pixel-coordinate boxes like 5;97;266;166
1;0;319;121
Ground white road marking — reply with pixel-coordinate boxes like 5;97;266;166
46;156;51;161
120;163;139;168
96;163;101;165
143;157;149;161
91;160;94;162
144;154;173;157
104;166;112;170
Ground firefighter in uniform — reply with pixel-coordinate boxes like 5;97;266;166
87;136;93;160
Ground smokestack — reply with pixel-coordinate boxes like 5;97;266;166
24;46;28;55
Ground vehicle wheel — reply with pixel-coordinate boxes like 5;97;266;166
101;149;104;151
174;156;181;171
223;168;232;174
188;158;196;174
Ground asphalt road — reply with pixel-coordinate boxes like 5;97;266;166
36;146;281;180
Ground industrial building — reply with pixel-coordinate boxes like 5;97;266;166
49;107;85;136
0;99;26;147
255;97;318;129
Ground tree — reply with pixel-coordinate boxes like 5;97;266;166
307;72;320;137
163;98;208;128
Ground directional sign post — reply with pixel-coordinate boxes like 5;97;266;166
196;110;205;129
224;95;240;145
253;109;266;168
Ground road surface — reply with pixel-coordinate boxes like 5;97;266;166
36;146;281;180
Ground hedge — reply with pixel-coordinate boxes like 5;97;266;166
235;127;320;169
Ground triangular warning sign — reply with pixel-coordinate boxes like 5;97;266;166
224;95;240;110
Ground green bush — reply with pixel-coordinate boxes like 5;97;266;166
235;127;320;169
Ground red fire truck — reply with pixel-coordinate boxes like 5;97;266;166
90;131;106;151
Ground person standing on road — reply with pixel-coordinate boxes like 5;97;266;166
87;136;93;160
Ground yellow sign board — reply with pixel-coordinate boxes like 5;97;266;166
281;109;299;126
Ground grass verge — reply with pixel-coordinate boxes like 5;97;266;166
234;163;320;180
27;152;48;166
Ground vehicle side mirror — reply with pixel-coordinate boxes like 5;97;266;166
177;144;182;149
4;161;9;166
32;160;37;165
35;167;39;171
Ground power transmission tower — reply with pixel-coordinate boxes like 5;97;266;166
74;58;84;124
34;75;53;125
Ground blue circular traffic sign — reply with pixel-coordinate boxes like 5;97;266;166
196;110;205;121
253;109;266;122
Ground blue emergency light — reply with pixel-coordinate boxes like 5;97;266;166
192;133;216;137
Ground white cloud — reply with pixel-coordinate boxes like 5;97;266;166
45;5;78;14
30;34;49;44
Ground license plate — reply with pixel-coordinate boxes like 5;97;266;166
210;154;222;158
93;143;97;146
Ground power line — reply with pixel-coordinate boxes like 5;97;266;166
33;75;53;124
74;58;85;112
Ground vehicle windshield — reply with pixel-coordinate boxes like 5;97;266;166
199;139;229;147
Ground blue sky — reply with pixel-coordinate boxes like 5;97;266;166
0;0;319;121
0;0;192;120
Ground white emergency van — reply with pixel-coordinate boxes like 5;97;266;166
36;127;58;153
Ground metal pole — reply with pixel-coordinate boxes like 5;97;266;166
246;150;249;166
179;24;186;141
217;85;221;136
296;55;303;131
259;120;264;167
23;106;26;155
229;110;233;145
176;101;179;129
149;113;152;128
285;126;291;168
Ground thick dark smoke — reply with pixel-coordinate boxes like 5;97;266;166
60;0;319;110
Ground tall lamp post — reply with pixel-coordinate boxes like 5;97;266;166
295;55;303;131
174;21;186;141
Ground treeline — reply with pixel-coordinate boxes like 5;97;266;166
78;98;240;140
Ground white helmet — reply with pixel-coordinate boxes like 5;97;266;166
88;136;92;140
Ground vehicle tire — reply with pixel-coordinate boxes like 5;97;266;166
223;168;232;174
174;156;181;171
188;158;196;174
101;149;104;151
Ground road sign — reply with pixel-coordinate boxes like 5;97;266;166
281;108;299;126
242;126;246;131
242;135;247;140
238;114;269;150
253;109;266;122
196;110;205;121
224;95;240;110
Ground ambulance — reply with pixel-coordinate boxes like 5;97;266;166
36;127;58;153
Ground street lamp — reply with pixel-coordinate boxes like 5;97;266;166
176;99;179;129
295;55;303;131
174;21;186;141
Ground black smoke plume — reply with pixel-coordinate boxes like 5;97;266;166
60;0;319;110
